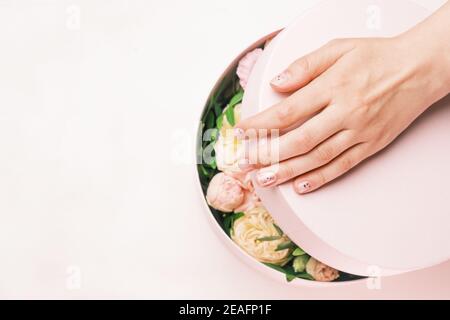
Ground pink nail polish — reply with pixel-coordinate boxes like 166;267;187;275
271;71;289;86
257;171;276;187
296;181;312;194
234;128;245;139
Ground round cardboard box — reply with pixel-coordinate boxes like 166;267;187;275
242;0;450;277
197;32;364;286
197;0;450;285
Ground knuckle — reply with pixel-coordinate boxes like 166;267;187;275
339;156;354;172
297;131;315;152
353;94;367;108
358;93;375;112
329;82;343;97
329;73;351;94
293;56;311;75
275;103;294;124
314;170;327;186
376;130;394;150
368;128;387;146
315;145;335;163
353;108;369;125
346;97;372;126
279;164;296;180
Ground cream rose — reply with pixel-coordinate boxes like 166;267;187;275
214;104;243;174
306;258;340;282
231;207;290;265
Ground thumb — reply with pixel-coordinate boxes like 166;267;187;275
270;38;354;93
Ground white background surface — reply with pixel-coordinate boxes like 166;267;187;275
0;0;448;299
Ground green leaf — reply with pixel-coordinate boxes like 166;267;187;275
213;102;223;117
209;158;217;170
198;165;213;179
256;236;281;242
220;90;244;128
283;255;294;266
205;112;215;129
224;105;235;127
223;212;245;236
229;89;244;108
264;263;314;283
230;213;245;233
286;274;296;282
275;241;295;252
222;215;232;233
295;273;315;281
216;114;224;130
292;247;306;256
273;224;284;236
263;263;286;273
233;212;245;221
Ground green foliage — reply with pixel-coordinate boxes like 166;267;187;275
264;263;314;282
275;241;296;252
223;212;245;236
256;236;282;242
273;224;284;236
292;247;306;256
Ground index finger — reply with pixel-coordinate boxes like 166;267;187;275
235;79;329;135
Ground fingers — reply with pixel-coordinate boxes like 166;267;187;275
270;39;354;93
235;40;355;133
235;79;330;133
293;143;369;194
255;130;358;187
243;105;345;168
277;105;344;160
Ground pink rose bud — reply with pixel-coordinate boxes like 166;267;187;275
236;48;263;90
306;258;340;282
206;173;245;213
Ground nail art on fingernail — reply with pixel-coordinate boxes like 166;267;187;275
257;171;276;187
271;71;289;86
296;181;311;194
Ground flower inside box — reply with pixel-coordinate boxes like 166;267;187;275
197;37;363;284
198;0;450;286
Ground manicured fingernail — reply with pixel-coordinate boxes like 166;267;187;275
234;128;245;139
257;171;276;187
271;71;289;86
238;158;254;172
296;181;312;194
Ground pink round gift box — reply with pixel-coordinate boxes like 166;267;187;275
197;0;450;287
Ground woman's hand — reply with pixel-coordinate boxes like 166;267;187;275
236;13;450;194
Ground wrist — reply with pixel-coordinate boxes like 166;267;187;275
396;2;450;94
394;28;450;104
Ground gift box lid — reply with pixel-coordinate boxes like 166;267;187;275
242;0;450;276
